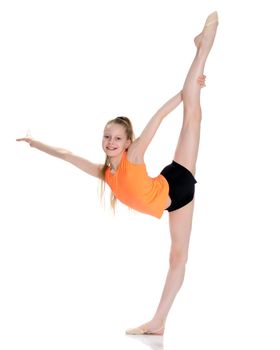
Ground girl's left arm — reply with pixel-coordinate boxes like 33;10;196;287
128;91;183;159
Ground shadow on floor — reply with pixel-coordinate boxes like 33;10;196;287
126;334;164;350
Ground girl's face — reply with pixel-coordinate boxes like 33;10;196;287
102;123;131;158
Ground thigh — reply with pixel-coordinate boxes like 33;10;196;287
173;116;201;176
169;200;195;250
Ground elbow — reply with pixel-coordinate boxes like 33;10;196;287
61;150;72;161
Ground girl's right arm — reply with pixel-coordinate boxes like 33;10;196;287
16;137;103;179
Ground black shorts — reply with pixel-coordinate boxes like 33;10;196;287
160;161;197;212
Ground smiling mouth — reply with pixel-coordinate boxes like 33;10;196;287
106;147;117;150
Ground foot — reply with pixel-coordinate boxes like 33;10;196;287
126;321;165;336
194;11;219;53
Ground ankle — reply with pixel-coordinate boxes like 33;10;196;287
150;316;166;328
195;44;212;63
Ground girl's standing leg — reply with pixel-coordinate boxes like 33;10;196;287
126;12;218;335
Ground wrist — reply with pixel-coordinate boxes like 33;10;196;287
29;139;36;148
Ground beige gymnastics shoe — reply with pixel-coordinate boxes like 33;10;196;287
204;11;219;28
126;323;165;336
194;11;219;49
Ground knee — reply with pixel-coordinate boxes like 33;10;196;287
169;248;188;269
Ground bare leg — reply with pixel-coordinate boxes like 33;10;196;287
174;11;218;175
126;12;218;335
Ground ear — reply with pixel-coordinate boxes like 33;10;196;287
125;139;132;150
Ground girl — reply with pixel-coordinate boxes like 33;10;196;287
17;12;218;335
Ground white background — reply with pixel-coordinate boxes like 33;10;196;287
1;0;280;349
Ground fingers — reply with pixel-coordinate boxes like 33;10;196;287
197;74;206;87
198;75;206;87
16;130;33;143
16;137;32;144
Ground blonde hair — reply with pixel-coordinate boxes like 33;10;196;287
100;116;135;211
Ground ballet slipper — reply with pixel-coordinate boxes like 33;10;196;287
194;11;219;49
204;11;219;28
126;323;165;336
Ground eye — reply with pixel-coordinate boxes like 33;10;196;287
103;135;109;139
116;137;121;141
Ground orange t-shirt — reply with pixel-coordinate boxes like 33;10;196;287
105;152;169;218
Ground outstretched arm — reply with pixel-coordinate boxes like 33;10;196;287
16;137;103;179
128;90;183;159
128;76;206;161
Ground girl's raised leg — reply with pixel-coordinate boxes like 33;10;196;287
126;11;218;335
173;10;218;176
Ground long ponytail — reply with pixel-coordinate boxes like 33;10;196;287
100;116;135;211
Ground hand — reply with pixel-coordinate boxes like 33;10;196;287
16;136;33;145
197;74;206;87
16;130;33;146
